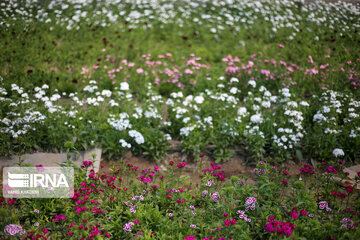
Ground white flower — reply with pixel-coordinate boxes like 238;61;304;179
101;90;112;97
119;139;131;148
261;101;271;108
194;96;204;104
129;130;145;144
250;114;263;124
204;116;213;125
120;82;129;91
230;77;239;83
230;87;238;94
183;117;191;124
248;80;256;88
238;107;247;117
332;148;344;157
323;106;331;113
300;101;309;107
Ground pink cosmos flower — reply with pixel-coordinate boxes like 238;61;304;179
136;68;143;74
320;64;329;69
261;69;271;76
308;56;314;64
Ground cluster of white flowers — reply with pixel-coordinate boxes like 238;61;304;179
313;90;359;138
2;0;356;44
332;148;345;158
129;130;145;144
1;109;46;138
272;89;307;150
107;113;132;131
119;139;131;148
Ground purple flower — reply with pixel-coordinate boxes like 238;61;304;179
319;201;328;210
4;224;24;236
244;197;256;211
202;190;208;197
123;222;134;232
210;192;220;202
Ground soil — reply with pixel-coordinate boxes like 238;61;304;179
100;151;306;187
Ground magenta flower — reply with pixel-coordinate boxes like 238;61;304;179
35;164;45;172
300;209;307;216
184;236;196;240
53;214;66;222
326;166;338;174
224;219;231;226
291;211;298;220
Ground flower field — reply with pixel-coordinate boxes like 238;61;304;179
0;0;360;239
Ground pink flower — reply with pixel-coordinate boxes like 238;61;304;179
134;220;139;224
177;162;186;168
136;68;143;74
300;209;307;216
224;219;231;226
184;69;193;74
184;236;196;240
308;56;314;64
177;199;185;204
278;44;284;48
320;64;329;69
291;211;298;220
35;164;45;172
261;69;271;76
326;166;338;174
